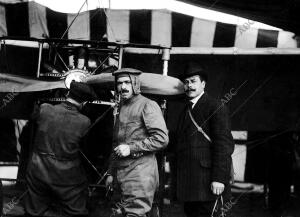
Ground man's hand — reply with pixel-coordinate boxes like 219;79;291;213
105;175;113;188
114;144;130;157
211;181;225;195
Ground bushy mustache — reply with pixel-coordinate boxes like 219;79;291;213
121;89;129;93
186;88;196;91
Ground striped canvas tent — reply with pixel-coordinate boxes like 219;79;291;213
0;1;297;49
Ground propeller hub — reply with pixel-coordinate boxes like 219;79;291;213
64;69;89;89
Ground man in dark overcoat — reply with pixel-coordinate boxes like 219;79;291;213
176;66;234;217
24;81;97;217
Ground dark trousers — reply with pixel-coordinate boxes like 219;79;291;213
184;200;231;217
184;201;215;217
268;139;293;217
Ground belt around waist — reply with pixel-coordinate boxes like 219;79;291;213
35;151;79;161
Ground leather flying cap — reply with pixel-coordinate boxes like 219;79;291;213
112;68;142;95
181;62;208;82
112;68;142;77
68;81;97;103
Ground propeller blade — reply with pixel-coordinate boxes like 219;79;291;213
86;73;184;95
0;73;66;92
1;72;184;95
85;73;114;89
140;73;184;95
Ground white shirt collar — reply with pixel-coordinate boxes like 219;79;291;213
190;91;204;109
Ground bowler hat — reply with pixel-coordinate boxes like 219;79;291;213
68;81;97;103
181;63;208;82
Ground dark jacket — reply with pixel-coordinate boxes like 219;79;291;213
25;102;91;216
176;93;234;201
28;102;91;184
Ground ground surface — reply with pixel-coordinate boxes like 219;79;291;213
2;183;300;217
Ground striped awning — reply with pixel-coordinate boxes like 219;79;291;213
0;1;297;49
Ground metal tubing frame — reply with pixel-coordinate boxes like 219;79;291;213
36;42;43;78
